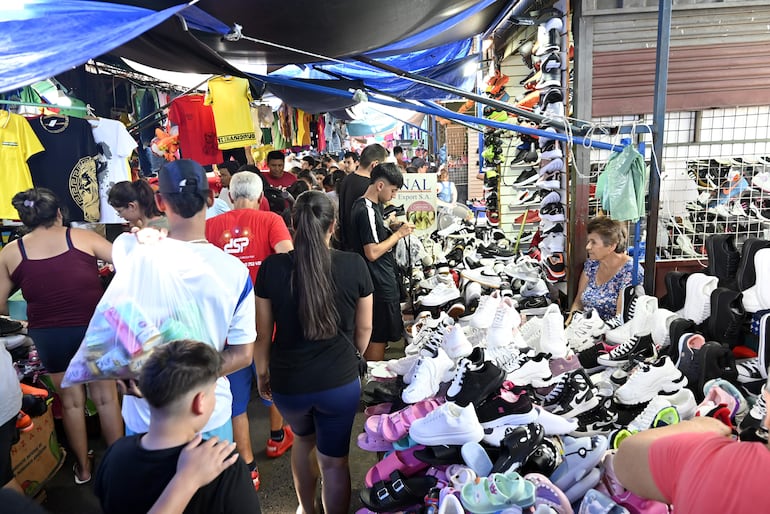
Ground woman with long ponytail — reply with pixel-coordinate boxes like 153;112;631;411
108;180;167;229
254;190;373;514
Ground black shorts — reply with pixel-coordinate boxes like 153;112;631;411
27;326;87;374
371;299;402;343
0;416;17;486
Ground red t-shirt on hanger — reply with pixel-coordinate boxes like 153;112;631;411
168;94;223;166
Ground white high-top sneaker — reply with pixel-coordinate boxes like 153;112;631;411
539;304;569;359
486;297;522;348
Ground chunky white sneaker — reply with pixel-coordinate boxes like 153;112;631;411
471;291;502;329
505;353;554;387
442;325;473;360
614;356;687;405
659;387;697;420
419;272;453;291
420;282;462;307
605;295;658;345
518;316;543;348
677;273;718;325
627;396;671;432
409;401;484;445
401;348;454;404
539;304;569;359
406;313;453;355
565;308;609;352
486;297;521;347
520;278;549;298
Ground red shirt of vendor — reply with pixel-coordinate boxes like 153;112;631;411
262;150;297;189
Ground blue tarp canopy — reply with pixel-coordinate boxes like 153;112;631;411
0;0;188;93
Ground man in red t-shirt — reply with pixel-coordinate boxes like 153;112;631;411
206;171;293;486
262;150;297;189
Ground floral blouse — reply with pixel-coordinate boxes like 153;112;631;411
581;259;643;321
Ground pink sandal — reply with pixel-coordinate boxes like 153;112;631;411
364;445;428;487
357;432;394;453
381;398;443;442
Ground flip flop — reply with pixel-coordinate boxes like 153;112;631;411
364;445;429;487
524;473;573;514
360;470;438;512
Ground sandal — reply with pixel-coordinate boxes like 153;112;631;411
381;399;442;442
357;432;394;453
460;471;536;513
360;470;438;512
491;423;544;474
73;450;94;485
524;473;573;514
414;445;464;466
364;446;428;487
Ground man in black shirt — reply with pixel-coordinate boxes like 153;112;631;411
337;144;388;251
349;163;414;361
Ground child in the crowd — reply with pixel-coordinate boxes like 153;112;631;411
436;165;457;208
94;340;260;514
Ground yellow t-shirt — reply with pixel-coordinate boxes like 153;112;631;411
204;76;257;150
0;111;44;219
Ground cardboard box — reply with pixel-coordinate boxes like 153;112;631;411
11;409;65;497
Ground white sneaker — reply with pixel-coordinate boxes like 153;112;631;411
420;282;462;307
565;308;609;352
402;348;454;404
485;345;526;374
486;297;521;348
518;316;543;348
539;304;569;359
409;401;484;445
627;396;671;432
385;354;421;381
465;281;482;305
442;325;473;360
614;356;687;405
539;233;565;253
540;191;561;209
650;308;677;349
677;273;718;325
752;171;770;193
470;291;502;329
659;387;697;420
505;353;554;387
520;278;549;298
533;405;579;435
504;258;541;281
676;234;702;256
419;272;452;291
605;295;658;345
406;313;453;355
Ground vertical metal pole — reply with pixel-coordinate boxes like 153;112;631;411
634;141;645;287
644;0;672;295
476;35;485;177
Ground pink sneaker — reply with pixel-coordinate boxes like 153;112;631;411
597;451;669;514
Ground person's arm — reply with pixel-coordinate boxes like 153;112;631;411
566;270;589;325
0;248;14;316
254;296;274;401
273;240;293;254
221;287;256;376
363;223;413;262
221;343;253;376
354;294;373;354
87;230;114;263
147;435;239;514
614;417;731;504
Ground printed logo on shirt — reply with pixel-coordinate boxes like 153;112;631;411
223;236;250;254
69;156;100;222
2;141;19;147
217;133;256;145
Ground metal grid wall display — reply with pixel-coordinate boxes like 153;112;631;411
445;124;470;203
582;106;770;262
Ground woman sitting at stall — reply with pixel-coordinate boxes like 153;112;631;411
108;179;167;230
568;215;643;324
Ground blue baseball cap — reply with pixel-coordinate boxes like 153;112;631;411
158;159;209;200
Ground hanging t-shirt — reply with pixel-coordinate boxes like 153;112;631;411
0;110;44;219
204;77;257;150
27;115;99;222
205;209;291;284
168;94;222;166
90;118;138;224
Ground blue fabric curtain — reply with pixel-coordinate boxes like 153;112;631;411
0;0;187;93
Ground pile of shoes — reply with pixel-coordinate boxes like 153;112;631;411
360;279;715;512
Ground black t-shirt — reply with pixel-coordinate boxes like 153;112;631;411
94;435;260;514
27;115;99;223
337;172;370;251
349;197;399;302
256;250;373;394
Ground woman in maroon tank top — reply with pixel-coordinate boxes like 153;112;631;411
0;188;123;485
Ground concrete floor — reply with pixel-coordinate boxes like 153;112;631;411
38;344;404;514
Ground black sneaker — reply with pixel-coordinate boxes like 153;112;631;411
519;437;562;476
736;238;770;290
668;317;696;362
514;166;538;186
705;233;740;286
543;369;600;418
577;341;607;374
662;271;689;312
0;317;23;336
477;383;536;428
539;202;565;222
572;397;620;436
619;284;645;324
707;288;745;347
541;222;564;236
446;357;505;407
596;334;656;368
698;341;738;394
739;388;767;439
518;295;550;316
